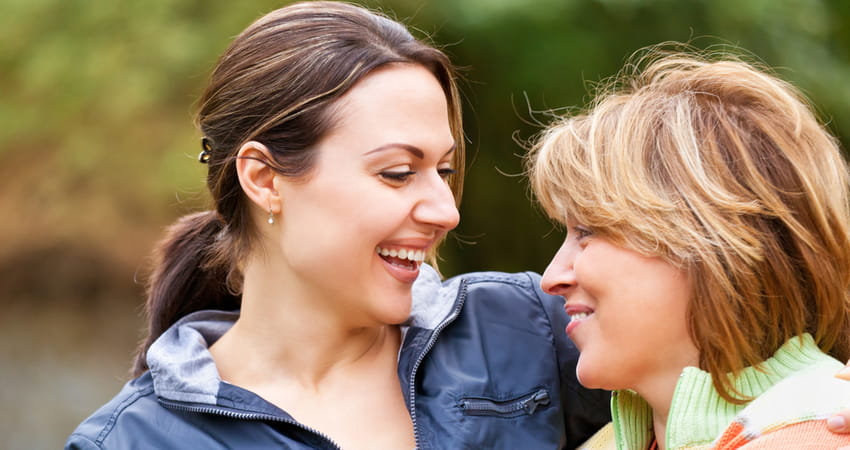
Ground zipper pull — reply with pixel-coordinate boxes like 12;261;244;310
524;389;550;414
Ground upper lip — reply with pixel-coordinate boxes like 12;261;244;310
564;303;595;316
377;237;436;251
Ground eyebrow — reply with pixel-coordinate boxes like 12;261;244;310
363;142;456;159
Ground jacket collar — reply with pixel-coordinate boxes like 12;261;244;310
147;309;236;405
146;264;459;405
406;263;463;330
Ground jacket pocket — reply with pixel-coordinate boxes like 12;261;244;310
459;388;550;418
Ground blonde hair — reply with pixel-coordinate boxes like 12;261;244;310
528;46;850;403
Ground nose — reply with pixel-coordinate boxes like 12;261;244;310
540;237;577;297
412;174;460;231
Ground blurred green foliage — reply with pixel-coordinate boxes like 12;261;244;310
3;3;848;446
2;0;849;286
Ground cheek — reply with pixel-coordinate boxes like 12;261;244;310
664;277;693;336
572;246;609;296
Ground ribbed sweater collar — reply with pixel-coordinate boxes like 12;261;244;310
610;334;832;449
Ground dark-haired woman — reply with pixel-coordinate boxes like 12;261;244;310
65;2;609;449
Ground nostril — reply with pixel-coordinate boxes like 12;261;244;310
547;283;572;297
541;268;574;296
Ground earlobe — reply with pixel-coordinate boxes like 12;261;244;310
236;141;281;215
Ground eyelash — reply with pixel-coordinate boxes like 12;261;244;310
380;168;456;182
380;170;416;181
439;168;458;178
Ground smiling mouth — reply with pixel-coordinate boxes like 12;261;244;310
564;306;594;336
376;246;426;270
569;312;593;321
565;304;595;323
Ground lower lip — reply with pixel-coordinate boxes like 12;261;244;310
565;314;591;337
566;319;581;336
380;256;420;284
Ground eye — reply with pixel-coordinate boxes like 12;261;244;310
571;225;593;241
437;168;457;179
379;164;415;185
380;170;415;181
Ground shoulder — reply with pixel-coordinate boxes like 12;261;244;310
448;269;542;289
449;270;568;337
66;373;160;449
448;270;558;310
576;422;617;450
425;271;611;446
437;270;565;353
715;356;850;448
437;270;577;384
731;420;850;449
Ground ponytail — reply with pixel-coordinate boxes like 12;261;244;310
132;211;241;376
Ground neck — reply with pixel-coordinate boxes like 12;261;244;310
210;257;401;390
633;363;696;450
611;335;833;450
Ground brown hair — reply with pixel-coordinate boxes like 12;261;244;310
133;1;465;376
528;46;850;403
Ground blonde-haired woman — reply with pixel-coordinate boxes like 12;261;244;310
529;48;850;448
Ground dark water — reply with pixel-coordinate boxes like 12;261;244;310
1;302;140;450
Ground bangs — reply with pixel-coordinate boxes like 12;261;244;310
528;95;686;259
530;117;610;229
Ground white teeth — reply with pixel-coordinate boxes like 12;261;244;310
376;247;426;262
570;312;591;321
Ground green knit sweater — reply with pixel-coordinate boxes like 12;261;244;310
608;334;850;449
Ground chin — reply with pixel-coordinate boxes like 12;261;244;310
575;356;614;390
376;294;413;325
379;311;411;326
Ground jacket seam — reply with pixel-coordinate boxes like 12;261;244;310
522;271;564;391
94;386;155;445
68;433;102;449
461;273;531;289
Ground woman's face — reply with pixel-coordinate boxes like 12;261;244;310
273;64;459;327
540;221;699;393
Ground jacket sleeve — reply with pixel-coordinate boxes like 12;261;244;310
528;272;613;449
65;434;102;450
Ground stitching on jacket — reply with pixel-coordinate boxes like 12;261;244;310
460;271;532;288
95;385;155;445
67;433;101;449
522;271;562;390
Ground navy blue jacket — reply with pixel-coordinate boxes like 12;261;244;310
67;269;611;449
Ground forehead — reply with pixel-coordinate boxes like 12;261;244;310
319;64;454;152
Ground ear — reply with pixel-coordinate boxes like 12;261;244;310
236;141;281;215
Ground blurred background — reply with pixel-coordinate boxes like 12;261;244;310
2;0;849;448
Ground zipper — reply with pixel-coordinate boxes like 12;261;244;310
159;399;342;449
407;279;468;449
460;389;551;417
